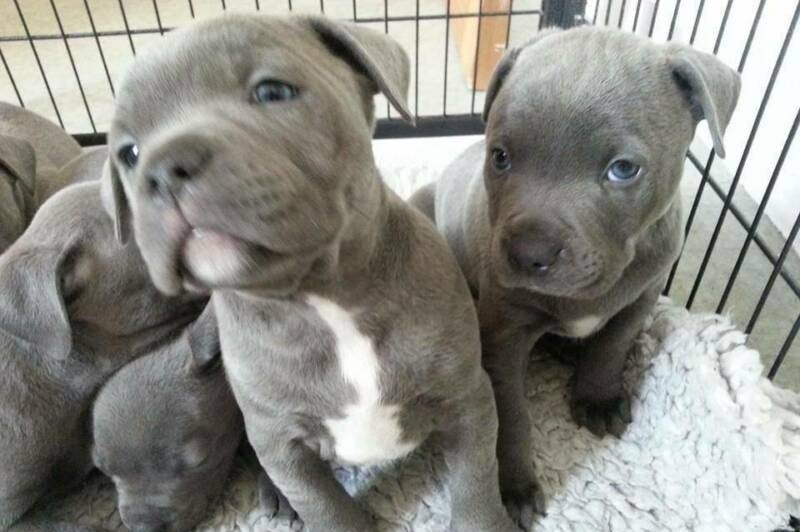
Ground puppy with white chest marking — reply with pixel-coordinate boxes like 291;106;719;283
92;304;250;532
410;26;740;527
0;103;81;252
103;14;520;532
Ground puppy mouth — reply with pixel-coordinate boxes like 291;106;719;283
177;227;278;292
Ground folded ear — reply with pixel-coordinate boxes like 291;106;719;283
0;134;37;198
100;158;131;245
665;44;741;158
304;16;414;124
0;245;83;360
187;302;220;373
483;28;562;123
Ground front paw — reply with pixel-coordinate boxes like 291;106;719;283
258;470;302;530
501;480;546;531
570;394;632;438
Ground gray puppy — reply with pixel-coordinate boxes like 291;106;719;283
0;103;81;252
0;182;203;530
102;14;518;532
92;303;244;532
58;147;109;186
410;25;740;524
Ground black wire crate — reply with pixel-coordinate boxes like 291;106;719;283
0;0;797;387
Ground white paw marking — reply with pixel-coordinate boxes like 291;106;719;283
307;295;416;465
562;315;604;338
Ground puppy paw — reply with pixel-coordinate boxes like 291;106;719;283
501;480;546;531
258;470;302;529
570;394;632;438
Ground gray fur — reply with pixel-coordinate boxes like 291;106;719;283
0;180;204;530
411;26;740;527
103;14;518;532
58;147;109;186
0;103;81;252
92;303;244;532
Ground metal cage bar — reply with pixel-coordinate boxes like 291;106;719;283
2;0;797;381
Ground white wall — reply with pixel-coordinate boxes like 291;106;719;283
589;0;799;253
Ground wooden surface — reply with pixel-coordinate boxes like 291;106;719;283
451;0;511;90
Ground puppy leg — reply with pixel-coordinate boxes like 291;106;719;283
570;285;661;438
255;441;373;532
439;372;524;532
407;182;436;222
258;469;301;528
478;296;547;529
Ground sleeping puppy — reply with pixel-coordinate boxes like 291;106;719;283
92;304;246;532
102;13;520;532
0;182;204;530
410;25;740;523
0;103;81;252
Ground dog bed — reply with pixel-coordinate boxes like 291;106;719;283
38;298;800;531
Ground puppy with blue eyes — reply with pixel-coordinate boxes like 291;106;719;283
410;25;740;525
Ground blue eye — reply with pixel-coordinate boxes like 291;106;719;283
118;144;139;169
606;160;641;182
491;148;511;171
252;79;299;104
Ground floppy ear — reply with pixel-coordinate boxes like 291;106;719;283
100;158;131;245
482;48;521;124
187;302;221;373
304;16;414;124
482;27;562;123
0;134;37;198
665;44;741;158
0;245;81;360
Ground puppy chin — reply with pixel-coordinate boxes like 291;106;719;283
182;229;252;289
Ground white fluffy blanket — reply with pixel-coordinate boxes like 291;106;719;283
41;299;800;532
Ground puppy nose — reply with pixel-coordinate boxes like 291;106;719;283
144;141;213;198
507;236;563;275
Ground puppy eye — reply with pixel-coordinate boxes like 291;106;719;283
118;144;139;169
252;79;299;104
606;160;641;183
491;148;511;172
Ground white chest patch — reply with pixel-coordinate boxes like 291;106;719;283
307;295;416;466
562;315;604;338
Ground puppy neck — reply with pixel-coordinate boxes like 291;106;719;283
304;165;389;289
341;164;389;263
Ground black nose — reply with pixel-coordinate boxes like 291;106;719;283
507;236;563;275
145;141;213;198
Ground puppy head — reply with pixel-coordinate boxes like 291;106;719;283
103;14;412;297
92;304;242;532
0;187;103;364
1;182;203;363
0;134;37;252
481;27;740;298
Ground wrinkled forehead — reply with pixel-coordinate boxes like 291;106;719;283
95;398;190;466
494;30;676;158
111;16;328;138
